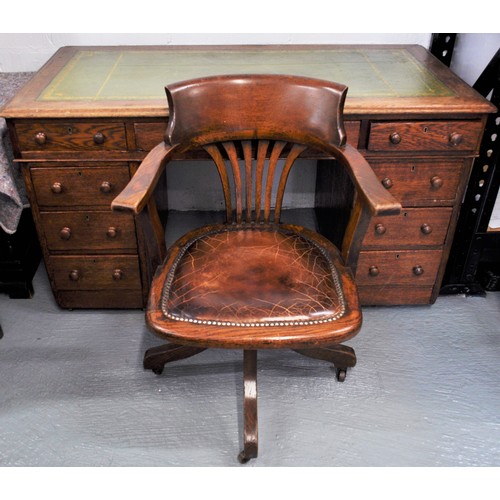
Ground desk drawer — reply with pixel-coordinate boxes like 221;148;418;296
40;211;137;252
358;285;434;305
134;120;362;151
31;165;130;208
356;249;442;286
362;208;452;249
16;122;127;151
370;159;464;206
134;122;166;151
367;120;483;152
49;255;142;291
55;289;144;309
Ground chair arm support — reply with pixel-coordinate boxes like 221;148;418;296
337;144;401;216
111;142;178;214
332;144;401;274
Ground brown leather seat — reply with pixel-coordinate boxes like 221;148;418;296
112;74;400;462
165;225;345;327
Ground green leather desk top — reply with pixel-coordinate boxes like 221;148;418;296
1;45;494;118
38;47;452;101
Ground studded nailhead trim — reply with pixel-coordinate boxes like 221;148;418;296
162;313;346;327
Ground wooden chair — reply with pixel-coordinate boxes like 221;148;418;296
112;74;401;462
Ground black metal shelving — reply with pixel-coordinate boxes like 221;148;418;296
430;35;500;294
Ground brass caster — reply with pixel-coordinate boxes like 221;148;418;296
238;451;252;464
336;368;347;382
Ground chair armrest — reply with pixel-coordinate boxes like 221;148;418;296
337;144;401;216
329;144;401;273
111;142;178;214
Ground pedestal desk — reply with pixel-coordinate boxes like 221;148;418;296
1;45;495;308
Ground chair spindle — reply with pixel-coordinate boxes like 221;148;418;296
204;139;305;224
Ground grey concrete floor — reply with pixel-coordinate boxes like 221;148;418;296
0;262;499;467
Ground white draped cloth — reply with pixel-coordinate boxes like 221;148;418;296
0;73;33;234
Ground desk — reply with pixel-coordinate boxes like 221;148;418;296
1;45;495;308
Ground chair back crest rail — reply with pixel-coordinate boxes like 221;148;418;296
165;74;348;149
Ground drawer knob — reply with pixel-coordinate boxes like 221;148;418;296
69;269;80;281
381;177;393;189
375;223;386;235
368;265;380;277
51;182;63;194
112;269;123;280
34;132;47;145
430;175;444;189
106;227;118;238
93;132;106;145
100;181;112;193
60;227;72;240
389;132;402;144
413;265;424;276
421;223;433;235
449;133;463;146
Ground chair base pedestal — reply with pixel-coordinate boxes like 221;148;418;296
238;349;258;463
292;344;357;382
144;342;356;462
143;343;206;374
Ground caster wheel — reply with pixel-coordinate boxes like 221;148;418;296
151;366;164;375
336;368;347;382
238;451;250;464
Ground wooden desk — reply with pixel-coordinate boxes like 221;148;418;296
1;45;495;308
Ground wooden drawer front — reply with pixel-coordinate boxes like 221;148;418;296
362;208;452;249
358;285;434;306
134;120;361;151
345;121;361;147
56;289;144;309
49;255;141;291
134;122;166;151
40;211;137;252
370;160;463;206
31;166;130;208
367;120;483;152
16;122;127;151
356;250;442;286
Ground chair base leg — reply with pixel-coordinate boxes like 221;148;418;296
292;344;356;382
143;343;206;374
145;344;352;461
238;349;258;463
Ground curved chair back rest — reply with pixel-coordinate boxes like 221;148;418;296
164;74;348;224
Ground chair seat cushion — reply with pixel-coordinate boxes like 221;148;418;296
161;225;347;327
